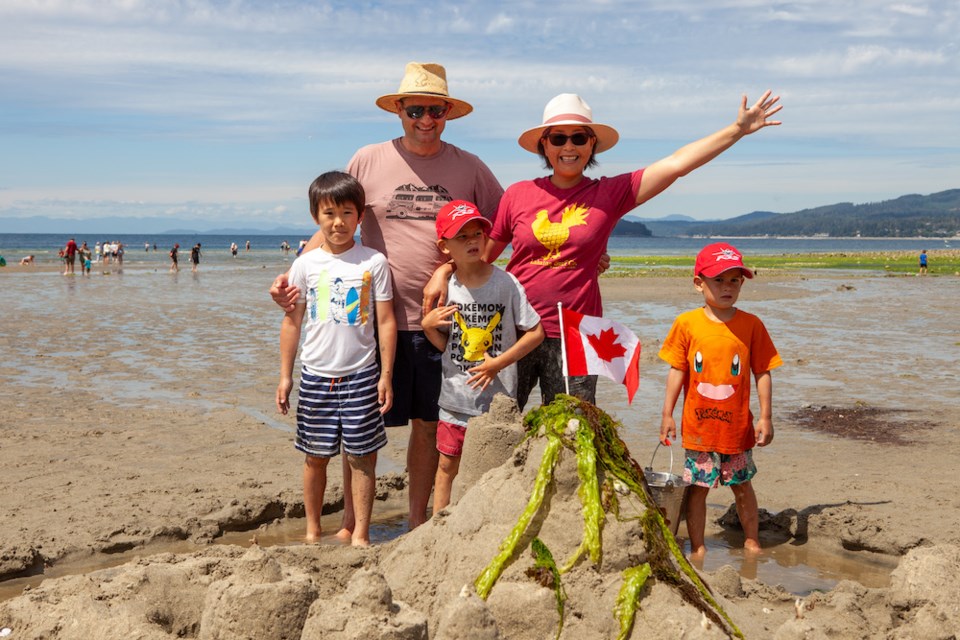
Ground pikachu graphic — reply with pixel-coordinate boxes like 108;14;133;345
455;311;502;362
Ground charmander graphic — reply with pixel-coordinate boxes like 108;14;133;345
690;335;746;423
531;203;589;265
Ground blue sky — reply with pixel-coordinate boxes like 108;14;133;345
1;0;958;231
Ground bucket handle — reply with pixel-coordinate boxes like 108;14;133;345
647;442;674;475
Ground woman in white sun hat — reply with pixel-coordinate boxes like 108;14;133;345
486;90;782;409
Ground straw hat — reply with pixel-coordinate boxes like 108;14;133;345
518;93;619;154
375;62;473;120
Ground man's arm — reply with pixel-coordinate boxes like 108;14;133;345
269;229;325;311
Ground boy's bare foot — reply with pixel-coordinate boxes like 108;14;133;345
334;528;352;543
351;537;370;548
304;533;321;544
688;545;707;562
743;540;763;555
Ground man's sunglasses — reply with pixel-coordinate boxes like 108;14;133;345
403;104;451;120
543;132;593;147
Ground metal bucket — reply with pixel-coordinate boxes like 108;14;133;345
643;444;688;536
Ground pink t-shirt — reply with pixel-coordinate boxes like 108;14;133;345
348;140;503;331
490;171;643;338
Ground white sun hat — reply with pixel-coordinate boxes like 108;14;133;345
518;93;619;154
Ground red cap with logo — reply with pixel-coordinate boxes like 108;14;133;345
435;199;491;239
694;242;754;279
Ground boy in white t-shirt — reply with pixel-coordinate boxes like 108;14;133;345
277;171;397;546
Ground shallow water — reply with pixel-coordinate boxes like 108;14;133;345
2;261;955;601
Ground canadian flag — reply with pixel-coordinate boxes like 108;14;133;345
560;306;642;403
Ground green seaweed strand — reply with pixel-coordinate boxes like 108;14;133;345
614;563;652;640
474;434;563;600
561;418;604;572
530;537;566;640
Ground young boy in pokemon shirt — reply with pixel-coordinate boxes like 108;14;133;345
658;242;782;559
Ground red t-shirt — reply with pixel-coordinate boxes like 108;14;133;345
490;171;643;338
65;240;78;257
659;308;783;454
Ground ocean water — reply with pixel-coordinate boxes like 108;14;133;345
0;232;950;268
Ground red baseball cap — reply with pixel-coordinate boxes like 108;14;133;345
435;199;491;239
694;242;754;279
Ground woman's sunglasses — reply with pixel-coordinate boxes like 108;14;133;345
543;133;593;147
403;104;451;120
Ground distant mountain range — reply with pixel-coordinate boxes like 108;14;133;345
4;189;959;238
619;188;960;238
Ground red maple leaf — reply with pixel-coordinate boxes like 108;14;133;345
587;328;627;362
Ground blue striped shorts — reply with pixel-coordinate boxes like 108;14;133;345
295;362;388;458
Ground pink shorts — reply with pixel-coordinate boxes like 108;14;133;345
437;420;467;457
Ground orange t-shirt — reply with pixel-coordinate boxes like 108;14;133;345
659;308;782;454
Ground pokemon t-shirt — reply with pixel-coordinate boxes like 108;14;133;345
289;243;393;377
437;267;540;416
659;308;783;454
489;170;644;339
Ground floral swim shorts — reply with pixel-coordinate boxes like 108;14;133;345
683;449;756;488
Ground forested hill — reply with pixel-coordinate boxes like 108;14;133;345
626;189;960;238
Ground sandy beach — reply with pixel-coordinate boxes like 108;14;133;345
1;259;959;638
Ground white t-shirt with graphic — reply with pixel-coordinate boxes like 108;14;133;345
289;243;393;377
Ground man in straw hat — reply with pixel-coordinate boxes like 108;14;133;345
272;62;503;531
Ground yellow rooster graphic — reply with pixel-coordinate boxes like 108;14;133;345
532;204;589;262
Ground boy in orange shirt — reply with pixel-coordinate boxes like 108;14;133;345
659;242;782;559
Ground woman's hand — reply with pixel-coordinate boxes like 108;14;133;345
736;90;782;136
423;262;455;316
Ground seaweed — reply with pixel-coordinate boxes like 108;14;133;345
614;563;652;640
474;394;744;639
527;537;566;640
474;427;563;600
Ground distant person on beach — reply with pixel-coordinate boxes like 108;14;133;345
919;249;928;276
231;242;238;258
433;90;782;410
63;238;78;275
20;255;35;266
421;200;543;513
169;243;180;272
270;61;503;530
79;242;92;275
245;240;251;251
94;242;101;263
190;243;202;272
281;240;291;256
658;242;783;559
276;171;396;546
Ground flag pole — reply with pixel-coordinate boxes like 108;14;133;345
558;302;570;396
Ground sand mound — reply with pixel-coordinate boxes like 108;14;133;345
2;398;959;639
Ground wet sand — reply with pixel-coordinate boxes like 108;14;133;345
1;261;959;637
